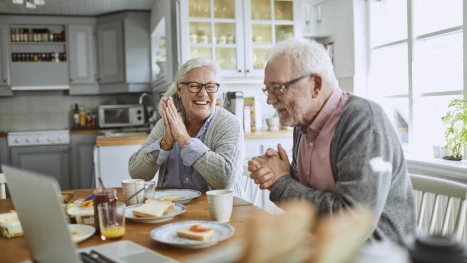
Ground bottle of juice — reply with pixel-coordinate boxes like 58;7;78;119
79;105;86;127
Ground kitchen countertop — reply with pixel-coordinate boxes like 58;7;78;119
95;129;294;147
69;129;99;135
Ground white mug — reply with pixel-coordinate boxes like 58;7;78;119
121;179;144;205
206;190;233;222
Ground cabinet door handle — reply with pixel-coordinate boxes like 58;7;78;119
246;69;251;73
238;69;243;73
3;79;6;83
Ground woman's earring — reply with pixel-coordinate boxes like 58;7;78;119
177;94;181;98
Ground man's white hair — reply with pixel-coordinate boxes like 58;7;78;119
158;57;222;114
265;38;338;89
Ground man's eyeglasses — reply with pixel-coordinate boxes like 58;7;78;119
180;82;220;93
262;73;313;96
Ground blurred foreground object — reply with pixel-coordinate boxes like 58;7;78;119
239;201;315;263
408;234;467;263
311;206;373;263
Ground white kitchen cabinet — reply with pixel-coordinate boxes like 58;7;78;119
178;0;301;79
94;144;143;188
243;135;293;214
245;136;294;160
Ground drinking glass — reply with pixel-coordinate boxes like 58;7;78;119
93;189;118;233
97;202;126;241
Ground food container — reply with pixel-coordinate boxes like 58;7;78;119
75;207;95;226
0;212;24;238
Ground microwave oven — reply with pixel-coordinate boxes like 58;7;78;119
98;104;145;128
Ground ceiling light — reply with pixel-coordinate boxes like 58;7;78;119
34;0;45;5
12;0;24;4
25;0;35;9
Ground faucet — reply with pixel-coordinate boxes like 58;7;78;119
138;93;158;127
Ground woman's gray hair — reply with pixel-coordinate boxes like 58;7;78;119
158;57;222;115
265;38;338;89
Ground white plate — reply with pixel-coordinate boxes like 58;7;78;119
153;189;201;204
68;224;95;243
150;220;235;249
125;203;186;223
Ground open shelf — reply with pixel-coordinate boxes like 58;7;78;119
11;42;66;45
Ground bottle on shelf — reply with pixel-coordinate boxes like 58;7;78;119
79;105;86;127
73;104;80;128
91;112;97;128
86;105;92;128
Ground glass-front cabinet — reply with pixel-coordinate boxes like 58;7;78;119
180;0;299;79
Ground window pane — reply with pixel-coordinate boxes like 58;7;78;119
369;44;408;97
214;0;235;19
190;47;212;59
215;48;236;69
414;32;463;93
413;95;462;154
189;0;211;18
274;0;293;21
370;0;407;46
414;0;462;36
251;0;271;20
375;98;409;144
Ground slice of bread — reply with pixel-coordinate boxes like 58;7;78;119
161;195;179;201
132;200;174;218
176;224;214;241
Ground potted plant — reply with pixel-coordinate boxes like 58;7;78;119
441;98;467;161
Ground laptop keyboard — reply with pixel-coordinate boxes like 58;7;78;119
80;250;118;263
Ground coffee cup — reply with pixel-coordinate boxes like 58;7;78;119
206;190;233;222
121;179;144;205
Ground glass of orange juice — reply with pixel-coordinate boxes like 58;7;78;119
97;202;125;241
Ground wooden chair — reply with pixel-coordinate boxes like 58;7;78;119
0;173;6;199
410;174;467;241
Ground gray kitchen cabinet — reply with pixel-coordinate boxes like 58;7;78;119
0;23;12;96
96;21;124;84
0;137;9;172
68;24;99;94
96;12;151;93
70;134;96;189
10;145;71;190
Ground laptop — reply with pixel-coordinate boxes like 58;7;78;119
2;165;179;263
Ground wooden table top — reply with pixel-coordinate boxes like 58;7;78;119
0;188;262;263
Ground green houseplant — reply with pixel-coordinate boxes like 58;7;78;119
441;98;467;160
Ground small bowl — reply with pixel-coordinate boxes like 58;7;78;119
0;212;24;238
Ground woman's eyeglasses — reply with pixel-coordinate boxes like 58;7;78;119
180;82;220;93
262;74;313;96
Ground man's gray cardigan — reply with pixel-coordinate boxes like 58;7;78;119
270;94;416;245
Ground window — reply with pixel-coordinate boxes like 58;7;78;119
368;0;464;154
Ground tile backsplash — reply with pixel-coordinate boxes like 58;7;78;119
0;91;141;132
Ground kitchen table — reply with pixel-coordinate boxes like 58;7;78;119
0;188;264;263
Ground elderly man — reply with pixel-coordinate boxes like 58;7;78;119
248;38;416;245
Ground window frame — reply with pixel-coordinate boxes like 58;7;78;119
368;0;466;152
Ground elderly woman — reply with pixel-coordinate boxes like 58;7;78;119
128;58;246;198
